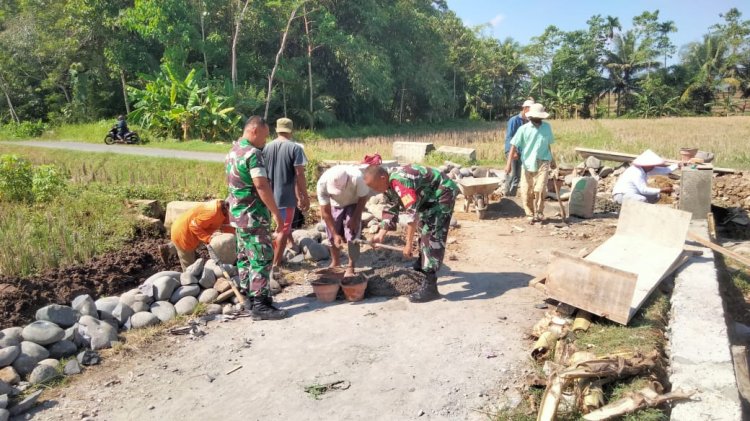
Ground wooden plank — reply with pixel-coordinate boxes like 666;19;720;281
545;251;638;325
688;231;750;268
731;345;750;407
574;147;737;174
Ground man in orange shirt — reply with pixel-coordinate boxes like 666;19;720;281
161;199;235;270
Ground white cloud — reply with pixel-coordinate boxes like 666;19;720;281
489;14;505;27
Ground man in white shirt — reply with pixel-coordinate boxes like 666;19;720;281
317;165;371;276
612;149;677;204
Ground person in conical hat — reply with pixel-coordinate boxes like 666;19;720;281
612;149;678;204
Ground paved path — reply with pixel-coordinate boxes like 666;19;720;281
7;141;226;162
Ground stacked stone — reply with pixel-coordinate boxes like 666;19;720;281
0;257;239;417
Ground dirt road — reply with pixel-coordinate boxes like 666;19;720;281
31;203;610;421
7;141;226;162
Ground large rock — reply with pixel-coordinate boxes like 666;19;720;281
77;316;118;351
71;295;97;319
8;389;42;416
0;381;9;397
292;229;321;246
120;289;153;307
139;271;180;300
174;297;198;316
198;288;219;304
46;340;77;359
204;259;225;279
392;141;434;163
28;364;58;385
63;324;83;347
153;276;180;301
214;278;231;293
21;321;64;346
304;242;330;262
0;408;8;421
150;302;177;322
38;358;58;368
435;145;477;162
209;233;237;264
204;304;222;315
111;303;134;327
170;285;200;303
0;367;19;385
0;346;19;368
185;258;206;279
129;312;160;329
35;305;77;328
585;156;602;169
199;269;216;289
76;350;100;366
63;359;82;375
179;272;198;286
0;329;22;348
12;342;49;376
131;301;150;313
130;199;164;219
94;297;121;321
164;201;202;230
0;394;6;409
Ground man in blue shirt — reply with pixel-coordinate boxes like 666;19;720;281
504;103;555;224
503;99;534;196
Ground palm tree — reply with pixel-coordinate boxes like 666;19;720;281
657;21;677;68
681;34;739;114
604;30;660;115
604;16;621;40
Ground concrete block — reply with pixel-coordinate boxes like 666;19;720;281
392;142;434;164
679;168;712;220
669;221;741;420
164;201;202;230
435;146;476;162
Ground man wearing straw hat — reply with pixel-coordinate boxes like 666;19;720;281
504;103;555;224
503;99;534;197
612;149;677;204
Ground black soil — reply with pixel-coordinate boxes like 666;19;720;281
365;266;425;297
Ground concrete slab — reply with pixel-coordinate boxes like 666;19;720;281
669;221;742;420
435;146;476;162
679;168;713;220
392;141;434;163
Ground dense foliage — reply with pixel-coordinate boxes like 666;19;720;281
0;2;748;140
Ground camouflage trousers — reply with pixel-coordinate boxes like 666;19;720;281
417;188;457;274
235;227;273;298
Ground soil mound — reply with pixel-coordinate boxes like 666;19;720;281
0;232;180;330
365;266;424;297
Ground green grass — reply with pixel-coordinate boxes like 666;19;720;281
732;271;750;297
0;144;226;276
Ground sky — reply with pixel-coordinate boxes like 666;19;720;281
446;0;748;59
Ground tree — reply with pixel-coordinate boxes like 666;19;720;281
604;31;660;115
604;15;621;40
656;21;677;68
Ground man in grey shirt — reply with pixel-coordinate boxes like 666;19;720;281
263;118;310;286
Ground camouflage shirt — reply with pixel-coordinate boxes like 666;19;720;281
381;164;458;227
225;138;271;229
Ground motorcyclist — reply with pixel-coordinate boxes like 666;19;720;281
116;115;130;140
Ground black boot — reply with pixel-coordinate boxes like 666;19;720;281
251;296;288;320
409;273;440;303
411;258;424;273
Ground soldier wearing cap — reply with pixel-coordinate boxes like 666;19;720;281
317;165;371;276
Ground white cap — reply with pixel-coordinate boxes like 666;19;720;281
522;99;535;108
525;103;549;119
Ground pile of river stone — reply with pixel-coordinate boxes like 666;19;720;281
0;257;243;418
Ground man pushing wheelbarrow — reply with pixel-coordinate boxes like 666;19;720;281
363;163;458;303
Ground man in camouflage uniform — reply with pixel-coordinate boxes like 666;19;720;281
225;116;286;320
363;164;458;303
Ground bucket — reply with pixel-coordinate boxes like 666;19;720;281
679;147;698;162
308;268;344;303
341;275;368;302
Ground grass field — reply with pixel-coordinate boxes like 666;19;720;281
4;116;749;170
0;144;225;276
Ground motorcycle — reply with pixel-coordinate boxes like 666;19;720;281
104;125;140;145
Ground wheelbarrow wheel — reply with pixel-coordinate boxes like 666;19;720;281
477;209;487;219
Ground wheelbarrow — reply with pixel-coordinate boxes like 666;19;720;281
456;177;503;219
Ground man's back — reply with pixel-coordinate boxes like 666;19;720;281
263;139;307;209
